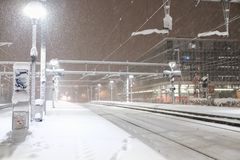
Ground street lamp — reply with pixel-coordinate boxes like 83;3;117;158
24;1;47;20
23;1;47;120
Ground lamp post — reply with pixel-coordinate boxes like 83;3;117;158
109;80;114;101
129;75;134;102
49;59;59;108
40;0;47;114
23;1;47;120
97;83;101;101
126;77;129;102
169;62;176;104
163;62;181;104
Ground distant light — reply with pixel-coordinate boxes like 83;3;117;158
168;62;176;68
97;84;101;87
129;75;134;79
50;59;59;67
183;55;190;61
23;1;47;19
109;80;114;84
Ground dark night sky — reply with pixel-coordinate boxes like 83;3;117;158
0;0;240;62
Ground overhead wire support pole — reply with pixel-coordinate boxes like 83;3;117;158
222;0;230;37
126;65;129;102
40;0;47;114
195;0;235;37
30;20;37;121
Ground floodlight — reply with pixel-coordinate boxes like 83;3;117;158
23;1;47;19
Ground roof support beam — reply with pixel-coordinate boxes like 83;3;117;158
57;60;168;67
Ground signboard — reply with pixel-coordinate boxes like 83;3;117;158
12;63;30;104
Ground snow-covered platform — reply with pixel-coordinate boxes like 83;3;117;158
0;101;165;160
95;101;240;119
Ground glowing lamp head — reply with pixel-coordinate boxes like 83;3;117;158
129;75;134;79
50;59;59;67
168;62;176;69
109;80;114;84
23;1;47;19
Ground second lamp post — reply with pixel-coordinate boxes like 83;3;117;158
24;1;47;120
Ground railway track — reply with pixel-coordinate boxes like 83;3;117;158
87;105;218;160
87;103;240;160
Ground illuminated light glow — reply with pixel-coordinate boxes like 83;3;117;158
168;62;176;68
109;80;114;84
50;59;59;67
129;75;134;79
23;1;47;19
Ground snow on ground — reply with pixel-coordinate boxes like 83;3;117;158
97;101;240;118
0;101;166;160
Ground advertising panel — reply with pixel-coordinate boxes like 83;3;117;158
12;63;30;104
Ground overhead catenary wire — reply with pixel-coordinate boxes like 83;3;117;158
101;0;168;61
140;14;240;63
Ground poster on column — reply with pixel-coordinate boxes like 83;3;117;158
12;63;30;104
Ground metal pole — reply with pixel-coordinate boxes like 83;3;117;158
98;87;100;101
52;76;55;108
55;77;59;102
0;74;1;97
90;86;92;101
110;86;113;101
171;81;175;104
126;77;129;102
87;87;89;102
40;0;47;114
130;79;133;102
31;22;37;120
177;49;181;104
